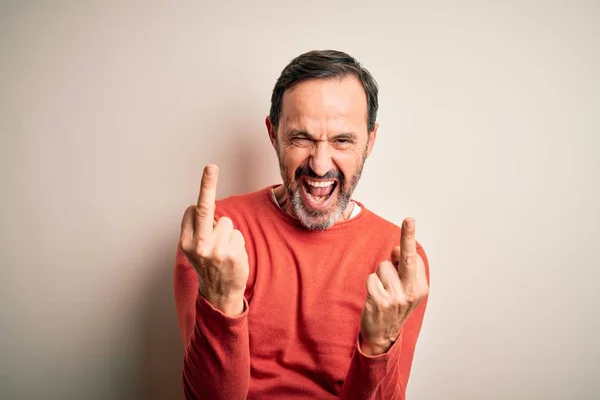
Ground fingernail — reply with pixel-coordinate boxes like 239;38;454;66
206;164;216;176
405;218;415;229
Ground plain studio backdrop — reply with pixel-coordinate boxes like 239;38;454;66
0;1;598;399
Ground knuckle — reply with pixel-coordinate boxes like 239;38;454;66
404;284;428;303
402;287;417;302
376;297;390;309
218;216;233;227
211;249;226;264
402;294;416;305
392;293;407;307
421;282;430;297
182;205;195;221
402;254;419;267
377;260;393;272
179;239;192;255
195;205;211;220
194;241;211;259
402;233;415;242
185;204;196;215
366;273;379;290
213;246;236;264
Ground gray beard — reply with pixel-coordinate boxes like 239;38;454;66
288;184;349;231
276;146;367;231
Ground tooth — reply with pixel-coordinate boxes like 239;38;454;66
306;179;334;187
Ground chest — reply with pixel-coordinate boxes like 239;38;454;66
245;236;390;357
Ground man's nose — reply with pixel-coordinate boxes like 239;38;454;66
309;142;333;177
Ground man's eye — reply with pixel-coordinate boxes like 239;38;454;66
291;137;311;145
334;139;353;146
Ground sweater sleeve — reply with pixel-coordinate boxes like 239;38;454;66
173;247;251;400
339;244;430;400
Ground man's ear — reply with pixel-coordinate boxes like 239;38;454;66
265;116;277;148
365;122;379;158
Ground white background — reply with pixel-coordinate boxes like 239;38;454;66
1;1;598;399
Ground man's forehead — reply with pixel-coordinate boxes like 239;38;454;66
280;76;368;126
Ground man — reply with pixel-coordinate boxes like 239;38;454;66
174;49;430;399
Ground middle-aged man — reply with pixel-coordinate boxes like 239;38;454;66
174;49;430;399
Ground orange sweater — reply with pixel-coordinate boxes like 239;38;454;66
174;186;430;399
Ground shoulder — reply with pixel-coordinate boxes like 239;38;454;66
214;186;273;219
355;201;401;237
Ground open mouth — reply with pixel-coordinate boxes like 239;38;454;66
301;177;338;209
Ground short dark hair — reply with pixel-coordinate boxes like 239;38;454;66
269;49;379;133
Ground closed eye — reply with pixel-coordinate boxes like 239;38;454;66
291;136;313;146
332;136;356;148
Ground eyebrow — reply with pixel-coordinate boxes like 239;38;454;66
283;129;358;141
284;129;313;138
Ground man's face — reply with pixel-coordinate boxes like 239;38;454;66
267;76;378;230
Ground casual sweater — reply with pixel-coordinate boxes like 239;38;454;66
173;185;430;399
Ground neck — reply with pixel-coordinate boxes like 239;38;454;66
272;184;355;222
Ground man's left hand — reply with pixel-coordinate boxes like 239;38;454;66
359;217;429;356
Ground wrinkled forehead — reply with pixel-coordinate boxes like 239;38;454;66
279;76;369;135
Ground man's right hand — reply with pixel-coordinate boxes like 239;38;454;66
179;164;249;316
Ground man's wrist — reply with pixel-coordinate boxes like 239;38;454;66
360;337;393;356
199;288;245;317
213;296;245;317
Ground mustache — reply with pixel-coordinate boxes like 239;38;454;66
294;164;344;183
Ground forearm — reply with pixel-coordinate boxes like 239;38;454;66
182;294;251;400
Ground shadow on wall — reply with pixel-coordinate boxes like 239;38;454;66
134;126;266;400
135;245;184;400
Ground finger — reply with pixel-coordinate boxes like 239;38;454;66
399;218;418;280
195;164;219;241
229;229;246;248
366;272;389;302
391;246;401;267
400;217;417;261
403;255;429;304
180;205;196;253
376;261;403;296
400;217;417;255
212;216;234;259
229;229;248;261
